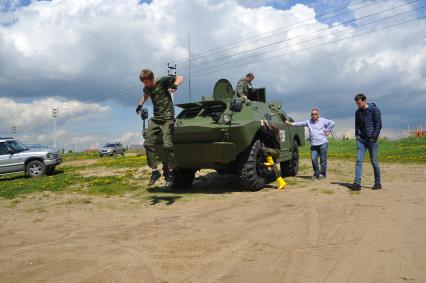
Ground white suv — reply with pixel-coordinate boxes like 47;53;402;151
0;137;62;177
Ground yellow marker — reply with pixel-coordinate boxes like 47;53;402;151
264;155;274;167
277;177;286;190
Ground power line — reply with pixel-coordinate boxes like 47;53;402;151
188;0;420;73
189;14;426;79
188;3;426;76
53;0;391;108
46;1;426;111
167;0;381;66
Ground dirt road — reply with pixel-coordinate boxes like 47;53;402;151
1;159;425;282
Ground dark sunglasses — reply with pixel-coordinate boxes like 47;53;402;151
311;113;319;116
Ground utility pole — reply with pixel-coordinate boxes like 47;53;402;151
52;108;58;149
11;126;16;137
188;33;192;102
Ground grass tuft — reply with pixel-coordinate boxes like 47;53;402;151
300;136;426;163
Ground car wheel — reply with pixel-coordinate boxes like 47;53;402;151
26;160;46;177
238;140;267;190
172;168;196;189
281;140;299;177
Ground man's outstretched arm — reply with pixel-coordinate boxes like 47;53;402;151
168;75;184;94
174;75;184;87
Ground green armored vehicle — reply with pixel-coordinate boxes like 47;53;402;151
154;79;305;190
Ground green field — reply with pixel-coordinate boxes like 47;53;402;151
300;136;426;162
0;137;425;199
0;155;149;199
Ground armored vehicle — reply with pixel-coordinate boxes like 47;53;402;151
153;79;305;190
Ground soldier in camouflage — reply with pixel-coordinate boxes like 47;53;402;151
136;69;184;187
259;120;286;190
236;73;254;101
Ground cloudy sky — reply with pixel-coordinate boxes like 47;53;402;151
0;0;425;150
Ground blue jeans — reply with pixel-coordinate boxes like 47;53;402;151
310;142;328;177
355;138;381;185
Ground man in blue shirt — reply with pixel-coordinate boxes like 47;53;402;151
286;108;335;179
348;94;382;191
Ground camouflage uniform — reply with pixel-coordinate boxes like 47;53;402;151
259;121;281;178
143;76;176;169
236;78;251;98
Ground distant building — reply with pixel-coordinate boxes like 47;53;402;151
411;130;426;137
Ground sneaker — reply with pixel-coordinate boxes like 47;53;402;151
148;170;161;186
319;174;326;179
348;183;361;191
311;175;319;180
165;170;174;187
372;183;382;190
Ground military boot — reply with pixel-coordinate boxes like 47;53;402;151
148;170;161;186
165;170;174;187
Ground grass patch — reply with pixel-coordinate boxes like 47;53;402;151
322;189;335;195
300;136;426;162
0;156;148;199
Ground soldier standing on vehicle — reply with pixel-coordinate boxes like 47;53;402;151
285;108;335;179
136;69;184;187
236;73;254;101
260;120;286;190
348;94;382;191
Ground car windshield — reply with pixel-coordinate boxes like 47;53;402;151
6;140;29;153
104;143;116;148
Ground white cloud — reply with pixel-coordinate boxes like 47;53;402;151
0;96;109;135
0;0;425;145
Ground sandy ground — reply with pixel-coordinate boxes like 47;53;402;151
0;159;425;283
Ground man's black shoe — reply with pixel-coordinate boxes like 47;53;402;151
348;183;361;191
372;183;382;190
148;170;161;186
165;170;174;187
163;168;170;181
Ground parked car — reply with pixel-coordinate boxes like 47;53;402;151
98;143;125;157
0;137;62;177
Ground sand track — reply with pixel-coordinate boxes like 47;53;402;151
0;159;425;282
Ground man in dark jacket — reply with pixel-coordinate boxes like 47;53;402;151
349;93;382;190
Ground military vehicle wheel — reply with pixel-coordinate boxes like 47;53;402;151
172;168;196;189
239;140;267;190
26;160;46;177
281;140;299;177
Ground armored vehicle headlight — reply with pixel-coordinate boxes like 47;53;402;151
222;113;231;124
